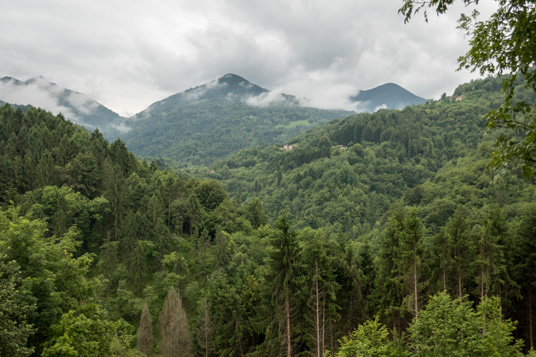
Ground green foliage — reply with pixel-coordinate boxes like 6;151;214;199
0;207;99;352
2;97;536;355
212;91;493;233
336;318;401;357
407;292;523;356
0;258;35;357
42;303;139;356
122;100;351;166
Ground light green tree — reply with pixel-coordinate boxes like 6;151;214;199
336;318;402;357
408;291;523;356
42;303;139;356
0;258;35;357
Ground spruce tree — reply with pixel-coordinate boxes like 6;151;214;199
137;303;153;356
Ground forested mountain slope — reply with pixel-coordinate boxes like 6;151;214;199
1;75;535;355
121;74;352;166
210;77;509;234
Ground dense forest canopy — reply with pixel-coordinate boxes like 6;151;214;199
1;67;536;356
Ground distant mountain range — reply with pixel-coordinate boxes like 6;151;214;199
0;74;428;164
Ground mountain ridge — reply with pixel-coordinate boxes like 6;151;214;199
0;75;127;140
133;73;299;119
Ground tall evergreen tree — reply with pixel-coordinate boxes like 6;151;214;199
159;288;192;357
266;213;298;356
445;207;470;299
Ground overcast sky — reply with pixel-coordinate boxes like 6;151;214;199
0;0;496;116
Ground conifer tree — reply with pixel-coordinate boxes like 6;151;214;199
445;207;470;299
159;288;192;357
137;303;153;356
399;208;424;318
266;213;297;356
196;299;214;357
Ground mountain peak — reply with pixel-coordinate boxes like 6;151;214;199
214;73;268;96
351;82;426;112
219;73;247;82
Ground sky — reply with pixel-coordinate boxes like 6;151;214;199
0;0;496;117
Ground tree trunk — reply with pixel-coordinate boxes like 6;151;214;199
413;255;418;318
458;261;462;299
285;283;292;357
442;268;446;292
481;262;485;301
315;261;321;357
530;284;534;349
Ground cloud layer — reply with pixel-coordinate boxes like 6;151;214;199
0;0;495;116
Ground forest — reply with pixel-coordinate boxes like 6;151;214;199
1;68;536;356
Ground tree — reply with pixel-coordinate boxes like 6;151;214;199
42;303;137;357
336;318;401;357
408;292;523;356
158;288;192;357
445;206;471;298
298;228;340;357
0;258;35;357
399;0;536;177
399;208;424;318
195;299;213;357
246;197;268;228
0;207;98;354
137;303;154;356
265;213;298;356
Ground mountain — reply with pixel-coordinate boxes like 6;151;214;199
122;74;351;165
0;76;126;140
351;82;427;112
134;73;297;118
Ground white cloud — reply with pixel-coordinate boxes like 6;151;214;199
0;0;498;116
0;78;78;121
65;92;99;115
246;91;288;107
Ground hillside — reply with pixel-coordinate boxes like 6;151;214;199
121;74;352;165
209;76;507;233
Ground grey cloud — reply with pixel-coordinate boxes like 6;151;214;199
0;0;496;115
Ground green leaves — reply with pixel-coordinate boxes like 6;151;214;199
42;303;137;357
337;318;400;357
408;292;522;356
0;258;35;357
